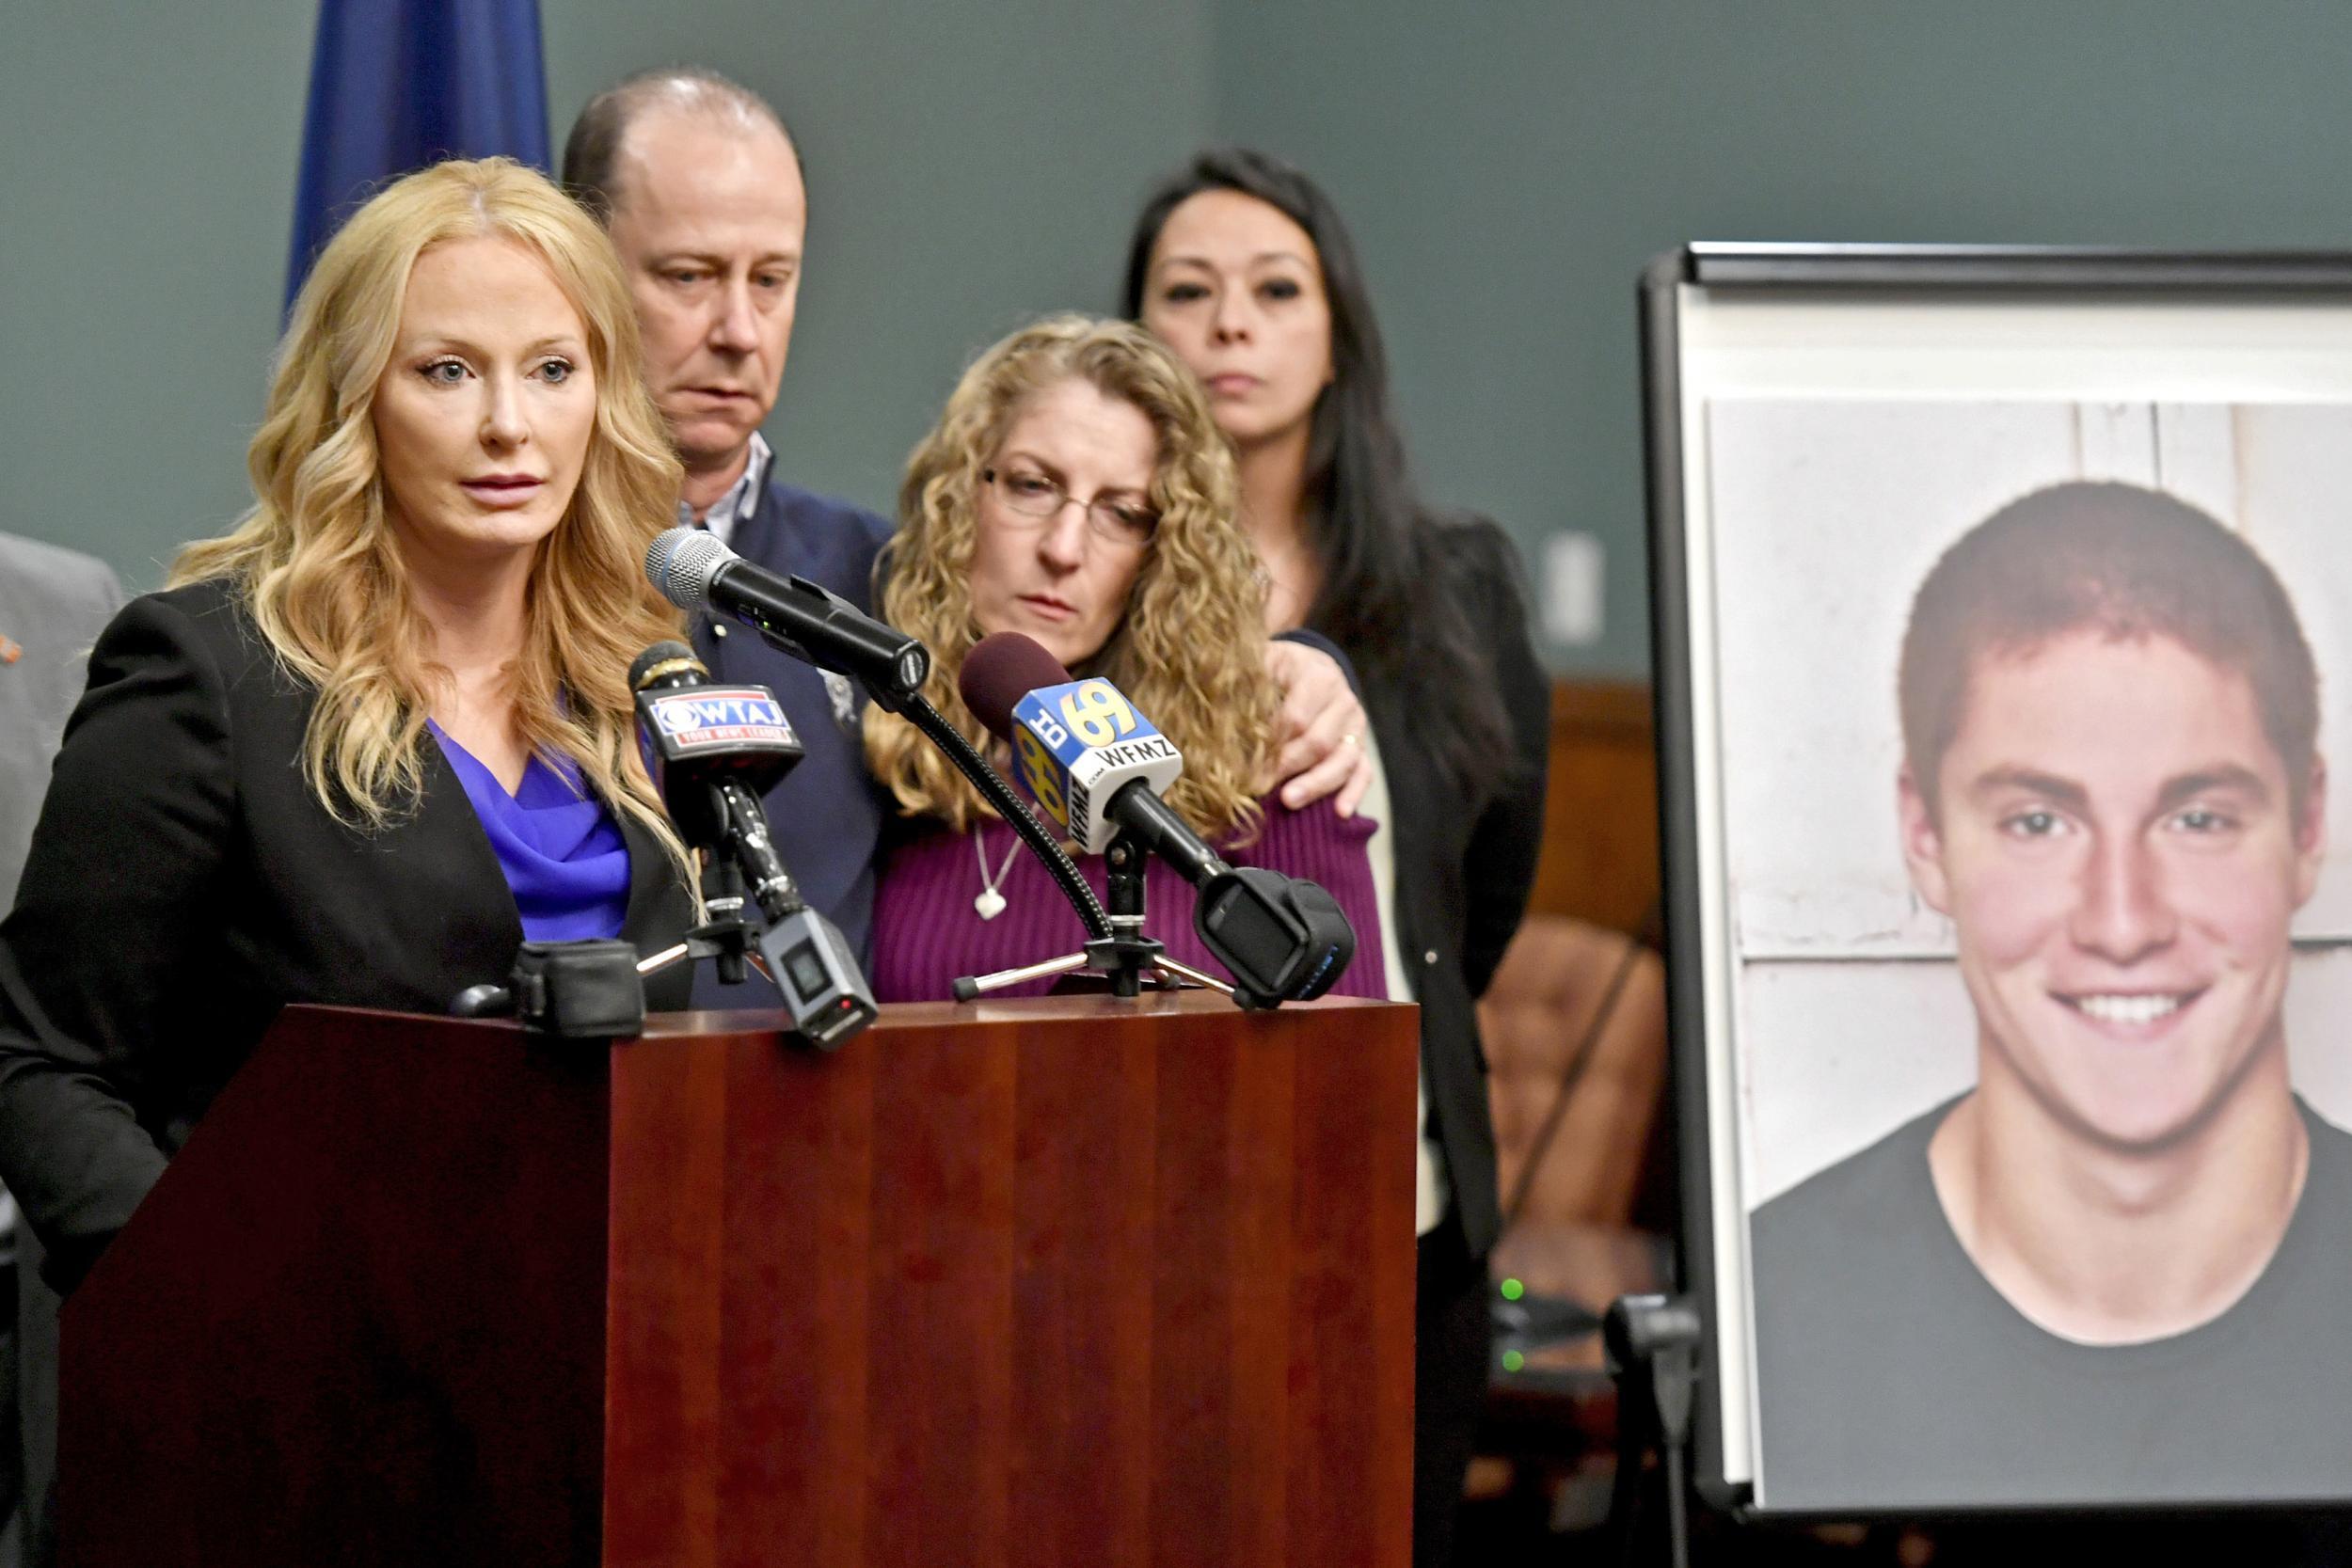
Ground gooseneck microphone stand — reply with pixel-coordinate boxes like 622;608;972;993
950;829;1232;1002
885;689;1117;947
881;693;1220;999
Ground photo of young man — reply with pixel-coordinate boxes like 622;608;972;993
1750;480;2352;1509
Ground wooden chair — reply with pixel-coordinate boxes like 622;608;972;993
1480;913;1668;1231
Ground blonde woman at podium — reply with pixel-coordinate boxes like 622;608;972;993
860;314;1386;1002
0;158;697;1299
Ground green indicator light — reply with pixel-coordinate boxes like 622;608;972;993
1500;1277;1525;1302
1501;1349;1525;1373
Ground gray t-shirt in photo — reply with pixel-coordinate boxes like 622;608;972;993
1750;1095;2352;1511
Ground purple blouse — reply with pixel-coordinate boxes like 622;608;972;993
429;721;631;942
869;796;1389;1002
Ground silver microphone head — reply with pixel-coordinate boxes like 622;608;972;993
644;527;734;611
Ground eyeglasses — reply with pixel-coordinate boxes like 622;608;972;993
982;467;1158;548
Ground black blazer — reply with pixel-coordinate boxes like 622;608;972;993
0;580;695;1292
1359;517;1550;1260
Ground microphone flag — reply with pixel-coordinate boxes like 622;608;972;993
640;687;801;763
285;0;551;304
1008;677;1183;853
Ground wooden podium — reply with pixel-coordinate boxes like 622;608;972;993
58;992;1417;1567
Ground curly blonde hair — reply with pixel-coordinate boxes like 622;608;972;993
171;157;691;879
865;315;1280;842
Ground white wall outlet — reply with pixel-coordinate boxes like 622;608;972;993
1542;530;1604;646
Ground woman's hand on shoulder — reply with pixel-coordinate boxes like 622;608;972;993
1263;640;1374;817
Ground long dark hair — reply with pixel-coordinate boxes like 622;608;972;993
1121;147;1515;804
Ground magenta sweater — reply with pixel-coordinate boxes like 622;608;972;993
868;796;1390;1002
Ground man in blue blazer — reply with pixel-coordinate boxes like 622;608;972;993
563;70;1375;1008
564;72;895;1008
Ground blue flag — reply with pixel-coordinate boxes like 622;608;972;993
285;0;550;305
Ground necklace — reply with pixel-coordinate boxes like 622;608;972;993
972;821;1022;921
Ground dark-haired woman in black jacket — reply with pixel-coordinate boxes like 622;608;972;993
1125;149;1549;1567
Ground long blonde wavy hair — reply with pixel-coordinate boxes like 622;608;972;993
173;158;691;877
865;314;1280;842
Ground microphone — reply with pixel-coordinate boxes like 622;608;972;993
644;528;931;708
959;635;1182;856
629;640;803;850
638;551;1116;944
958;633;1356;1006
631;641;877;1048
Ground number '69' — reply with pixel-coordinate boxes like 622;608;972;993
1057;681;1137;748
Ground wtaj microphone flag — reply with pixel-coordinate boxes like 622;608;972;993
638;687;802;765
1009;678;1184;853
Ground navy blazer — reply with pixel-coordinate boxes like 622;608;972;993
686;475;896;1009
0;581;697;1292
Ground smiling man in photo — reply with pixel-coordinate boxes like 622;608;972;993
1750;480;2352;1508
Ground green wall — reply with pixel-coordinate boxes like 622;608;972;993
1;0;1209;593
12;3;2352;674
1;2;315;584
1210;0;2352;674
541;1;1212;514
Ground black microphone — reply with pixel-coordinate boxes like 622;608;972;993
644;528;931;708
958;633;1357;1007
637;555;1113;945
630;641;877;1048
628;640;802;850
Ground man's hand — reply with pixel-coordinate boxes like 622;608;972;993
1264;640;1375;816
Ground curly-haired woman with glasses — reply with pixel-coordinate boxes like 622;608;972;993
860;314;1385;1001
